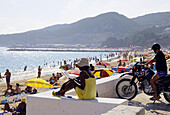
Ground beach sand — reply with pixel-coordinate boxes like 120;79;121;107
0;74;54;111
0;51;169;114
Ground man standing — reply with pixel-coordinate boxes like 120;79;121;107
37;66;42;78
4;69;11;89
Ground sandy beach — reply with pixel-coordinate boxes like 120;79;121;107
0;50;169;114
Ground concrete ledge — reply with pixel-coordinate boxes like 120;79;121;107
102;105;145;115
27;73;133;115
27;90;127;115
66;73;132;98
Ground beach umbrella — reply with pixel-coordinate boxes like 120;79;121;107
117;58;128;62
112;66;118;71
69;70;80;76
112;66;131;72
25;78;53;88
93;69;114;78
60;64;72;70
96;62;111;66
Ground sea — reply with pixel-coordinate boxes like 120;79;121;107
0;47;117;74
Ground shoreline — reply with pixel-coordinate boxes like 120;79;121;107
0;66;64;83
7;48;127;52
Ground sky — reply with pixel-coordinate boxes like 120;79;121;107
0;0;170;34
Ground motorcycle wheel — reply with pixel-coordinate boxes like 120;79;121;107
164;93;170;103
116;79;138;100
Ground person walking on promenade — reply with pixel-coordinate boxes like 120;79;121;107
4;69;11;89
142;43;167;101
37;66;42;78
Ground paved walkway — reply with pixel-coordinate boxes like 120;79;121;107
125;92;170;115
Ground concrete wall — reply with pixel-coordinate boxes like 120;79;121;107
27;94;127;115
27;73;133;115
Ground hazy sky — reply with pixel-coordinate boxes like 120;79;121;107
0;0;170;34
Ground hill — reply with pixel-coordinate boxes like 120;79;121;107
102;26;170;48
0;11;170;48
132;12;170;28
0;12;142;47
124;26;170;48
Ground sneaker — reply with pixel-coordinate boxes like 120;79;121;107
52;91;61;97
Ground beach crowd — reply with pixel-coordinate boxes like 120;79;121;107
0;46;169;114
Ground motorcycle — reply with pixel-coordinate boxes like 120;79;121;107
116;62;170;103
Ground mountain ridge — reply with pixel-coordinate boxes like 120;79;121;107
0;11;169;47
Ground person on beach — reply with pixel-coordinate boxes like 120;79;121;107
90;64;95;71
1;102;13;112
4;85;15;96
98;62;104;68
24;66;27;71
21;86;37;94
142;43;167;101
2;99;26;115
4;69;11;89
118;60;122;66
13;99;26;115
49;73;57;85
0;73;2;80
56;73;63;80
37;66;42;78
122;62;126;67
14;83;21;94
49;73;63;85
22;86;32;94
52;58;96;100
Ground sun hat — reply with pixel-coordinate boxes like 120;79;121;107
76;58;89;67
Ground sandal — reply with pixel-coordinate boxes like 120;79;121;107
150;96;161;101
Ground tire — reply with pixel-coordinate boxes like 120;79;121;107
163;93;170;103
116;79;138;100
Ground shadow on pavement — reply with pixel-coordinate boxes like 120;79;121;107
127;100;170;114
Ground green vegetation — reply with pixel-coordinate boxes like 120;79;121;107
101;37;125;48
103;26;170;48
